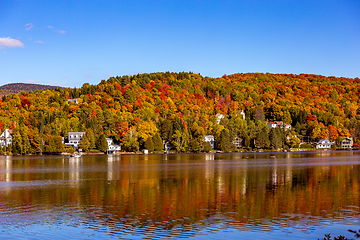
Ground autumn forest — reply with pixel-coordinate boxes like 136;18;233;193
1;72;359;154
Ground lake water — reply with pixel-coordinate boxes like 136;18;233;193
0;151;360;239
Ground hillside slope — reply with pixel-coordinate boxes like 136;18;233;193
0;72;359;154
0;83;63;96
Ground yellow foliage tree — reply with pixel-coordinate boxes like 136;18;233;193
136;121;158;141
338;128;350;138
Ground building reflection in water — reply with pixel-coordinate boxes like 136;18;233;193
217;156;225;195
0;157;12;193
286;155;292;187
269;154;293;188
205;154;214;181
205;153;214;161
108;157;114;181
69;158;81;187
5;158;11;182
240;158;248;196
0;158;4;182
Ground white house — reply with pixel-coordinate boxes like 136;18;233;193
65;132;86;149
204;135;215;149
268;121;291;130
340;137;353;149
316;139;334;149
106;138;121;153
0;129;12;147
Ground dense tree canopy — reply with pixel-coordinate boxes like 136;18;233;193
0;72;359;154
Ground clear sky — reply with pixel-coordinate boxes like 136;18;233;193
1;0;359;87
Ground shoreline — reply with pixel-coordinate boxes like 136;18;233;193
2;148;357;157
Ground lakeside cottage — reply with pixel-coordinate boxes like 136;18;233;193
65;132;86;149
0;129;12;147
106;138;121;154
340;137;353;149
64;132;121;153
316;139;334;149
232;137;243;149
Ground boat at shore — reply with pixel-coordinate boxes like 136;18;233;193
69;153;81;158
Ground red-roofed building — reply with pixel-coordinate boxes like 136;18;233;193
267;121;291;130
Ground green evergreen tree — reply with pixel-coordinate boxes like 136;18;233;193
54;136;65;152
244;135;250;148
45;136;65;153
256;127;270;149
203;141;212;152
144;137;154;152
22;133;31;154
188;137;201;153
96;134;108;152
86;129;96;149
45;136;55;153
160;120;173;141
12;130;22;154
153;133;163;152
79;134;90;152
335;136;342;149
220;129;231;152
269;128;282;149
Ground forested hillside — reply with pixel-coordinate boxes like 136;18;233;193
1;72;359;154
0;83;63;96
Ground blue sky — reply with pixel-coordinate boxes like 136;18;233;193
1;0;359;87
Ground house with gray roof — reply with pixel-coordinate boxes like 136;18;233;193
316;139;334;149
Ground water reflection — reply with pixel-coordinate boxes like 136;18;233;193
0;151;359;239
69;157;81;187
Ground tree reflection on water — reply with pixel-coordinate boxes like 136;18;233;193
0;151;359;239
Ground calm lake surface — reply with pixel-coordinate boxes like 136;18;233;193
0;151;360;239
